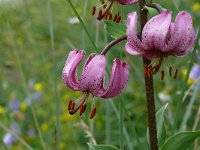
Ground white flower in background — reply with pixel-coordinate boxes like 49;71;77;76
68;17;79;24
158;91;171;102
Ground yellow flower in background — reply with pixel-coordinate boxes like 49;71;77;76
41;123;49;132
34;83;43;91
60;141;65;149
0;105;5;115
181;69;194;85
182;69;187;80
192;2;200;12
20;102;28;111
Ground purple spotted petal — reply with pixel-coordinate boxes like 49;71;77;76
119;0;139;5
97;59;129;98
142;11;171;51
79;55;106;96
165;11;195;56
62;50;84;90
125;12;146;56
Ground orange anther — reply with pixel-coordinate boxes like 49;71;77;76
90;108;96;119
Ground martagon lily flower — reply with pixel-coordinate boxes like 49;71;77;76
92;0;139;23
62;50;129;118
125;11;195;78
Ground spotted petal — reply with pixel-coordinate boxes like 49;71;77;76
79;55;106;96
62;50;84;90
142;11;171;51
165;11;195;56
98;59;129;98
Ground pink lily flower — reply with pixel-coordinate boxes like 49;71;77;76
125;11;195;77
62;50;129;118
92;0;139;23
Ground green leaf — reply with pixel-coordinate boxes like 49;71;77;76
146;104;168;147
161;131;200;150
88;143;119;150
104;21;126;39
156;104;168;147
145;6;159;18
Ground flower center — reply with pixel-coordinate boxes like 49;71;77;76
92;0;121;23
67;92;96;119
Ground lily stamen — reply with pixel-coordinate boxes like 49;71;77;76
174;69;178;79
69;92;89;115
97;0;113;20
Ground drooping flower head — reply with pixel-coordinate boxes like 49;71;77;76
62;50;129;118
92;0;139;23
125;11;195;79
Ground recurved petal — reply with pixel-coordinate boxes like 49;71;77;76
97;59;129;98
125;42;144;55
126;12;138;41
62;50;84;90
79;55;106;96
142;11;171;51
165;11;195;56
119;0;139;5
126;12;145;55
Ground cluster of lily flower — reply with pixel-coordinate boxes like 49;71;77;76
62;0;195;118
1;80;42;147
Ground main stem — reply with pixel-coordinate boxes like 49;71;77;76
139;1;158;150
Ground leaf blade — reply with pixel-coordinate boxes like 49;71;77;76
161;131;200;150
88;143;119;150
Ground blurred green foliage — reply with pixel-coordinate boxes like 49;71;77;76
0;0;200;149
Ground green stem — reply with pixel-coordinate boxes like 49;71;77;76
106;100;111;144
67;0;98;52
47;0;60;149
172;28;200;134
119;97;124;150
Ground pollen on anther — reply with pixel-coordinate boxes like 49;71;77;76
68;100;74;111
92;6;96;16
161;70;164;80
174;69;178;79
113;13;118;22
90;108;96;119
116;16;121;23
169;66;172;77
97;10;103;20
79;105;85;116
